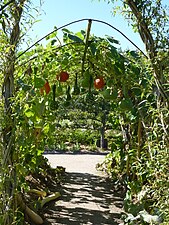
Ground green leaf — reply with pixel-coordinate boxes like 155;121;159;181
32;100;45;117
89;42;97;55
56;82;63;96
110;46;118;58
75;31;85;40
46;31;57;40
81;30;86;36
43;124;50;134
25;109;34;118
62;28;71;33
17;79;31;91
128;50;140;58
68;33;84;43
119;99;133;111
51;39;57;45
101;88;118;100
81;70;93;88
37;149;44;156
34;66;38;75
106;35;119;45
129;64;140;77
132;87;141;97
34;77;45;88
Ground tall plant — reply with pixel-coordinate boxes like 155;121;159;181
0;1;41;224
98;0;169;222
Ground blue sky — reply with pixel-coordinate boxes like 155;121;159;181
27;0;145;51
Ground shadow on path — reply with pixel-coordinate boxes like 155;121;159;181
43;172;124;225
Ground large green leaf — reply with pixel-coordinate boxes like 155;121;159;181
62;28;71;33
80;71;93;88
106;35;119;45
89;42;97;55
32;100;46;117
34;77;45;88
128;50;140;58
75;31;85;40
68;33;84;43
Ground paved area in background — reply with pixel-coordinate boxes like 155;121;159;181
45;153;107;175
44;153;124;225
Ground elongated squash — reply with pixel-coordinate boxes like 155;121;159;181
41;192;61;208
17;194;43;225
29;189;47;197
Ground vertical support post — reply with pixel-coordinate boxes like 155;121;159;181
81;19;92;77
1;1;26;224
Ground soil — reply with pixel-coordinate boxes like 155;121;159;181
24;151;125;225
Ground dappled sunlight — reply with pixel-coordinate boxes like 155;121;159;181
42;172;123;225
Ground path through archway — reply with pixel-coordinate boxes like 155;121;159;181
43;153;124;225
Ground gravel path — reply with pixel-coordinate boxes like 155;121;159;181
44;153;124;225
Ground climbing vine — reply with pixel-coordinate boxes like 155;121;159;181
97;0;169;223
0;0;168;224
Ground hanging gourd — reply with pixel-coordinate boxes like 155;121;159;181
40;80;51;95
52;84;56;101
66;85;71;101
50;84;58;110
64;85;71;107
72;73;80;95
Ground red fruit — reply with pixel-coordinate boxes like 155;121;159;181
44;81;51;94
94;77;105;89
57;71;69;82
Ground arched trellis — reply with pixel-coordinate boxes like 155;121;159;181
15;19;149;158
1;4;168;225
17;18;148;60
16;18;169;104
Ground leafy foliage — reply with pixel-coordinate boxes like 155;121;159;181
97;0;169;224
0;1;169;224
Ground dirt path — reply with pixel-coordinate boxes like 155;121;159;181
43;153;124;225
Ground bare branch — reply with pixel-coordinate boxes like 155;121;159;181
126;0;155;58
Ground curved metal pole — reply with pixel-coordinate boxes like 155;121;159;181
17;18;148;60
92;19;147;58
